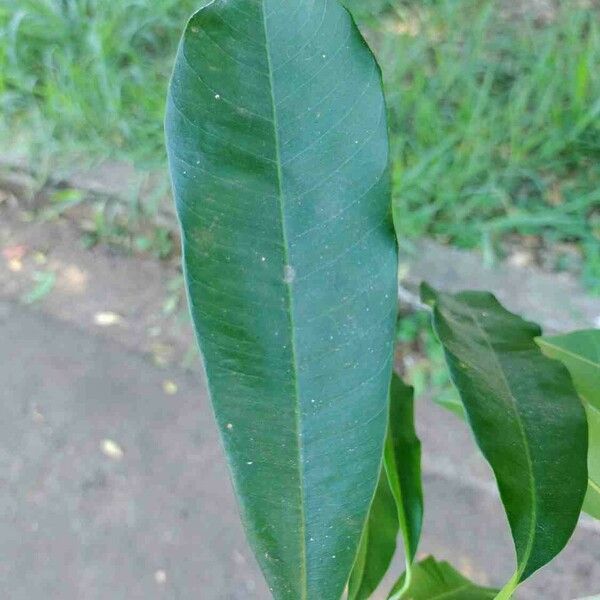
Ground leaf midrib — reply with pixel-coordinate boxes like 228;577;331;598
537;339;600;371
260;2;308;598
538;337;600;493
463;306;538;582
589;477;600;495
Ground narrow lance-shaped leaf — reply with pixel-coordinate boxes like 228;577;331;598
165;1;398;598
348;468;398;600
385;374;423;568
422;284;588;598
388;556;498;600
537;330;600;520
348;375;423;600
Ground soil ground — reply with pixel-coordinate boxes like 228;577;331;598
1;191;600;599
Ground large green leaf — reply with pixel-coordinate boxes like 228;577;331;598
348;375;423;600
537;330;600;519
388;556;498;600
422;285;588;598
165;1;398;598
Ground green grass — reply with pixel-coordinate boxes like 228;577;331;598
373;0;600;289
0;0;199;169
395;310;460;413
0;0;599;286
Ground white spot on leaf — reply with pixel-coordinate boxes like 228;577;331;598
283;265;296;284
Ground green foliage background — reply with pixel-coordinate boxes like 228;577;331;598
0;0;598;287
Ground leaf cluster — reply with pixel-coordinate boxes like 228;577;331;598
165;1;598;598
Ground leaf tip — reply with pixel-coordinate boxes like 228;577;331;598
419;282;437;308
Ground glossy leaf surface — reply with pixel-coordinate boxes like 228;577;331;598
165;1;398;598
348;375;423;599
537;330;600;519
423;285;588;593
389;556;498;600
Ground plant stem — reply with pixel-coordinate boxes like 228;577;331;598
494;572;519;600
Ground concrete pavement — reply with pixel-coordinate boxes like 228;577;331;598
0;301;266;599
1;301;599;599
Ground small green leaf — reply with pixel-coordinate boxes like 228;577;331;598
50;188;85;205
385;374;423;565
537;330;600;520
423;284;588;597
420;283;437;307
21;271;56;305
388;556;498;599
348;375;423;600
433;394;466;420
348;469;398;600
